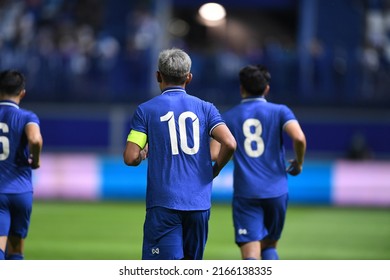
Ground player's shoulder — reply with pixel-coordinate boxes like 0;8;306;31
266;102;297;123
19;106;40;119
2;103;38;118
136;95;162;110
185;91;208;102
265;101;293;112
263;99;287;108
182;92;218;111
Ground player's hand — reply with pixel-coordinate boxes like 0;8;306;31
286;159;302;176
212;162;220;178
140;144;148;160
28;155;40;169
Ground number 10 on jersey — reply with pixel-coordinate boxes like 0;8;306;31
160;111;200;155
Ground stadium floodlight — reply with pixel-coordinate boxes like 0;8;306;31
197;2;226;27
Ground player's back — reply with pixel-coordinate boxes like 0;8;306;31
134;87;223;210
0;101;38;193
223;97;296;199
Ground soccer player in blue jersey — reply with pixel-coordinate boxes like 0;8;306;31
0;70;43;260
211;64;306;260
123;48;236;260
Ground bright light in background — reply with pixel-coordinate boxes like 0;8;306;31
198;2;226;27
199;3;226;21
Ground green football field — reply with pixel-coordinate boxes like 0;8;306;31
25;201;390;260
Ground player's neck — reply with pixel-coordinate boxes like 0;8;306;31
160;83;186;91
0;96;20;104
241;93;264;99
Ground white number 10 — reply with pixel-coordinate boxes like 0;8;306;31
160;111;200;155
0;122;10;160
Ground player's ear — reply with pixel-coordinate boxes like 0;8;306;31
156;71;162;83
264;85;270;96
19;89;26;100
185;73;192;85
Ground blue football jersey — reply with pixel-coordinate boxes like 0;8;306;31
0;101;40;194
223;97;297;199
130;87;224;211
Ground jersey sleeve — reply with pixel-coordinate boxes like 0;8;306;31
129;106;147;134
24;111;40;127
207;103;225;136
127;106;148;148
280;105;297;129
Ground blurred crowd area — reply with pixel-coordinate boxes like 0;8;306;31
0;0;154;104
1;0;390;108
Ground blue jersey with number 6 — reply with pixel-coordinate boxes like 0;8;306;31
130;87;224;210
223;97;297;199
0;100;40;194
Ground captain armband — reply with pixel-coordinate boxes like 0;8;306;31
127;130;147;149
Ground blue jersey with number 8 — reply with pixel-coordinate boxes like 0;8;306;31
223;97;297;199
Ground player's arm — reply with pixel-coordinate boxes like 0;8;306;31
210;124;236;178
25;123;43;169
284;120;306;176
209;138;221;162
123;130;148;166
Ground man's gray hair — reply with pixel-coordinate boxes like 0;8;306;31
158;48;191;81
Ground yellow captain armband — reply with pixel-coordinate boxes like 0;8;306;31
127;130;147;149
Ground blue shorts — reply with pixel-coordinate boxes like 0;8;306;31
233;194;288;244
142;207;210;260
0;192;33;238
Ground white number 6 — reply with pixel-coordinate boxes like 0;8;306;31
0;122;10;161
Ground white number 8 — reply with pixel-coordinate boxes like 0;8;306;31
0;122;10;160
243;118;264;157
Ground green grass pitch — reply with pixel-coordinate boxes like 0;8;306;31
25;201;390;260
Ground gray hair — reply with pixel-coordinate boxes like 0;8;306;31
158;48;191;84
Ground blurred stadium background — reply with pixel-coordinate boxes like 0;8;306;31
1;0;389;259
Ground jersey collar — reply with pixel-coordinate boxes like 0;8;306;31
241;97;267;103
0;100;19;109
161;86;186;95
